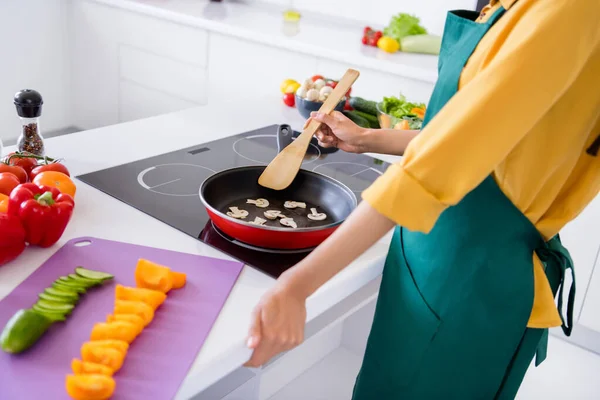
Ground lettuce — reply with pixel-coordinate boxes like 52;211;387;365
381;95;425;120
383;13;427;42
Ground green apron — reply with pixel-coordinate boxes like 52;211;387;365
352;4;576;399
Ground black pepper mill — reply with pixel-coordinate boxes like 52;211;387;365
14;89;45;156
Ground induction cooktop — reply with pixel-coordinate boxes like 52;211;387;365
77;125;391;278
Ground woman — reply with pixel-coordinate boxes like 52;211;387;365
245;0;600;398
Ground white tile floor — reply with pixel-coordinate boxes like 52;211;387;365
268;337;600;400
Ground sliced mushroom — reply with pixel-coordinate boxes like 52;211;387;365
247;198;270;208
226;207;249;219
284;201;307;209
307;208;327;221
264;210;283;220
279;217;298;229
249;217;267;226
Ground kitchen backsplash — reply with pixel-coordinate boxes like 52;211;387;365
256;0;478;34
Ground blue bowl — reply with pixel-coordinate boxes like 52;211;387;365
295;95;346;119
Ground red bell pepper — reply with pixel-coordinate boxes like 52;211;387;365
8;183;75;248
0;213;26;266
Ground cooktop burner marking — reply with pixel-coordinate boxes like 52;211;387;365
312;162;384;194
138;163;216;197
233;134;321;165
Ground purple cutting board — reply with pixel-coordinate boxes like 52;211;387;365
0;237;244;400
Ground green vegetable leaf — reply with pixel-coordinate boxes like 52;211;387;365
383;13;427;42
381;95;425;120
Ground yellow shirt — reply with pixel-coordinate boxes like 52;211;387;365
362;0;600;328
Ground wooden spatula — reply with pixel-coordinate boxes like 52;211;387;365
258;68;360;190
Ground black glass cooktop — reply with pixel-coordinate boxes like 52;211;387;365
77;125;390;278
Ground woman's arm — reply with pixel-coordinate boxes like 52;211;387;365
244;201;395;367
361;128;420;157
308;111;419;157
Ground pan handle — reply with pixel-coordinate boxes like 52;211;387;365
276;124;294;153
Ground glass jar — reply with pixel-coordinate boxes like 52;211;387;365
14;89;45;156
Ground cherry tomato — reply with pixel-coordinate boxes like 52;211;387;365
282;93;295;107
0;173;20;196
363;26;372;34
33;171;77;198
29;163;70;181
374;31;383;39
311;75;325;82
344;99;353;111
0;164;27;183
5;153;38;177
361;36;368;45
346;87;352;97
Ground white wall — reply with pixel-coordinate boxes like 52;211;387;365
0;0;71;144
258;0;478;35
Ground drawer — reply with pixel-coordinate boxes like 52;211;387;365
119;80;198;123
119;45;208;104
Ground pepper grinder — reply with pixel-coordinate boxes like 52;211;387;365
14;89;45;156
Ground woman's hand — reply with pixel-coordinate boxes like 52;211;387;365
305;111;369;154
244;281;308;368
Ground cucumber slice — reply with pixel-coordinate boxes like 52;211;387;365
68;274;100;288
44;287;79;302
53;280;86;294
32;307;67;322
38;292;77;305
75;267;114;282
35;299;74;313
57;276;88;289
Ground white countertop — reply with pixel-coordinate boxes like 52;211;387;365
0;95;397;398
91;0;439;83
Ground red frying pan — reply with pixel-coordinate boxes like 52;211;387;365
199;165;357;250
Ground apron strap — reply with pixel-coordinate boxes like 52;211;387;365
534;234;576;365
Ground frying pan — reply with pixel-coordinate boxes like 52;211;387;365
199;165;357;250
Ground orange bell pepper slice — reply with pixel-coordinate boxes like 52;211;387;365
115;284;167;310
106;313;144;335
135;259;187;293
65;374;115;400
90;321;139;344
410;106;426;119
71;358;114;376
135;259;174;293
81;340;129;356
114;299;154;327
81;345;125;372
170;271;187;289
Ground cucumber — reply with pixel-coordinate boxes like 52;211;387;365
400;34;442;55
35;299;75;314
75;267;114;282
38;292;77;305
44;287;79;302
32;306;68;322
343;111;371;129
68;274;100;288
53;280;86;294
1;309;53;354
349;97;378;116
352;110;380;129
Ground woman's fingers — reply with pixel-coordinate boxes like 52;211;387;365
310;111;337;128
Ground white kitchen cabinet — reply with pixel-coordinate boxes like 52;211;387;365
70;0;208;130
315;58;435;104
207;33;318;105
560;194;600;319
